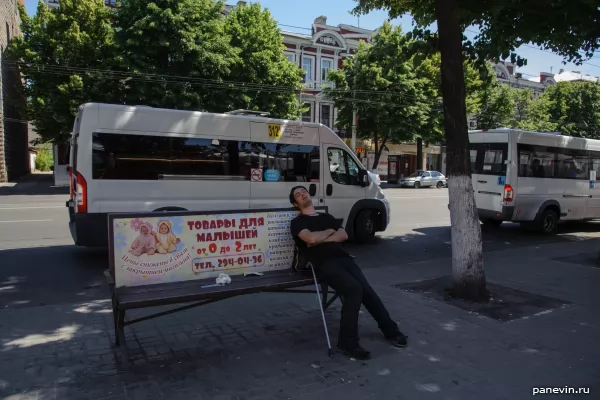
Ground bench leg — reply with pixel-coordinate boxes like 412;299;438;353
111;292;119;346
310;264;333;357
115;309;126;347
324;293;340;310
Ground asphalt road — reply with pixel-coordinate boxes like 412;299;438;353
1;184;598;310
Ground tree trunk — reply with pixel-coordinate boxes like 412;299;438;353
371;134;389;171
435;0;487;301
417;137;423;170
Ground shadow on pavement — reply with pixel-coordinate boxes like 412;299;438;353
348;220;600;269
0;173;69;196
0;245;109;309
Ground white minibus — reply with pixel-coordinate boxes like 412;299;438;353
469;128;600;233
67;103;390;246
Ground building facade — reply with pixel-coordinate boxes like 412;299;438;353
1;0;29;182
280;16;375;137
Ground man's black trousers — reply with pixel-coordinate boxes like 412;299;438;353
316;256;400;349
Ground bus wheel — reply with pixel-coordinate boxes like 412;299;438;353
537;209;559;234
354;210;376;243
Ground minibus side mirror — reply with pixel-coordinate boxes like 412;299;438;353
358;170;369;187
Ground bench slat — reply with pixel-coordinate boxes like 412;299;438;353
116;270;314;310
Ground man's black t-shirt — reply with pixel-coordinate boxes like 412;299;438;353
290;213;350;267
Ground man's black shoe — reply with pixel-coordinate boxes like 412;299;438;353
337;344;371;360
386;333;408;348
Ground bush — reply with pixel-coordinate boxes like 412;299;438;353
35;147;53;172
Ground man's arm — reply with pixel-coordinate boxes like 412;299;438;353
323;228;348;243
297;229;336;246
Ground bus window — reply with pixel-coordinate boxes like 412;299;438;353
469;143;507;175
518;144;554;178
556;151;589;180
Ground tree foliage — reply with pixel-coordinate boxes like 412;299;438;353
325;21;430;168
471;81;600;139
353;0;600;68
543;82;600;139
415;53;492;143
114;0;238;111
9;0;305;144
7;0;120;144
223;3;303;119
475;82;515;130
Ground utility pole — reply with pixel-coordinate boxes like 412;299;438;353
351;55;357;151
0;50;7;183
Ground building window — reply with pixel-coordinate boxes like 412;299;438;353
5;22;10;44
321;59;333;82
301;103;312;122
302;56;313;81
285;53;295;64
320;104;332;128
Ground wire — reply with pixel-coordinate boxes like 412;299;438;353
4;61;447;106
5;63;600;131
4;60;443;100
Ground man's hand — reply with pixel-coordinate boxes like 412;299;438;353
323;228;348;243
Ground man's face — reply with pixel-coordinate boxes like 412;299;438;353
293;187;312;208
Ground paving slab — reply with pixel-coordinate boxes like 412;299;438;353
0;239;599;400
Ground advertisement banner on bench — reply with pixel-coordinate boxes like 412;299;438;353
109;208;305;288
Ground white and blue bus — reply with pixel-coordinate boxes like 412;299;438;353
469;129;600;233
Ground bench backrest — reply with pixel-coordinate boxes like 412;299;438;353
108;206;327;288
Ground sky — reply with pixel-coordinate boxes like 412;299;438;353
24;0;600;80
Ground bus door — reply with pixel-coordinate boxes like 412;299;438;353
470;143;509;214
585;160;600;219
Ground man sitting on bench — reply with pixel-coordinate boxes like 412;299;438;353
289;186;408;360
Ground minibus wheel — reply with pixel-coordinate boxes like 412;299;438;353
354;210;376;243
537;208;559;234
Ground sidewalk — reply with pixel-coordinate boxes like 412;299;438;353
1;240;599;400
0;172;68;196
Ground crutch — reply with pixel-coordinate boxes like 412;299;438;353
309;262;333;357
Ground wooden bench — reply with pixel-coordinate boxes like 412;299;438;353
104;207;340;361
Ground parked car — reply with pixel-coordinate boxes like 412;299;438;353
399;170;447;188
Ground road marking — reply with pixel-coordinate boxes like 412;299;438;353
0;219;54;223
0;206;64;210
